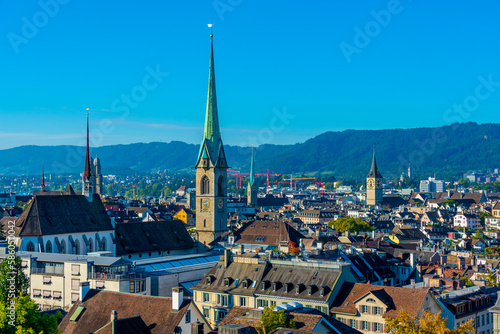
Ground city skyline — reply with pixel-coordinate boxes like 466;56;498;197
1;0;499;150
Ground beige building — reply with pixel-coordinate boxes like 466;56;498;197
330;282;442;333
9;251;148;311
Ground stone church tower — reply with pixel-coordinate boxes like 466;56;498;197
366;151;383;206
194;31;228;248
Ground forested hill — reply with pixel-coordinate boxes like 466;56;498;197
1;122;498;181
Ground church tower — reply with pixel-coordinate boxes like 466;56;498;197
194;28;228;247
247;148;257;207
93;156;103;195
82;113;94;202
366;150;383;206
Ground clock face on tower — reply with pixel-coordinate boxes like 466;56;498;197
217;198;224;210
375;179;383;188
367;178;375;189
201;199;209;212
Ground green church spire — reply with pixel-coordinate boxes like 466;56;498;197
196;27;226;168
249;147;255;186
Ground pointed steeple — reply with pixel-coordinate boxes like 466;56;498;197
249;147;255;187
367;148;383;178
83;113;92;181
41;164;45;192
196;26;226;168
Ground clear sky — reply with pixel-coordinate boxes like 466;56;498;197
0;0;499;150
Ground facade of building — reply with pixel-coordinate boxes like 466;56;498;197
454;214;477;230
194;34;228;248
419;177;445;193
295;210;336;225
366;153;383;206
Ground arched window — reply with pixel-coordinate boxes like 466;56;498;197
201;176;209;194
88;238;93;254
26;241;35;252
203;219;207;227
102;237;107;251
218;175;224;196
60;240;66;254
74;239;80;255
45;240;52;253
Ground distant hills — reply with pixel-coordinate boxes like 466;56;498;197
1;122;499;181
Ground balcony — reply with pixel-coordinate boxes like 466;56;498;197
88;272;147;281
31;267;64;276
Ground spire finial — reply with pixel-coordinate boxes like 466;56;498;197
208;23;213;40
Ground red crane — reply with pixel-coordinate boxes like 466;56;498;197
227;169;281;193
315;182;325;196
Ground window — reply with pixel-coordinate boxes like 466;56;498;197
43;290;51;298
185;310;191;323
45;240;52;253
53;291;62;299
242;280;248;288
362;305;368;313
362;321;368;330
43;276;51;284
482;314;485;326
203;219;207;227
201;176;209;195
257;299;269;308
218;176;224;196
366;298;376;303
240;297;246;307
218;311;226;321
350;319;356;328
487;312;490;324
203;307;210;319
130;281;135;293
71;293;79;303
60;239;66;254
71;279;79;291
374;306;381;315
102;237;107;251
203;292;210;302
374;323;381;332
26;241;35;252
74;239;80;255
88;238;93;253
33;289;41;297
71;264;80;276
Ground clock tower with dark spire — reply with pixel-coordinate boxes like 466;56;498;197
366;150;383;206
194;27;228;248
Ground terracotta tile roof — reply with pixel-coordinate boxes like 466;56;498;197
115;220;194;255
14;194;113;236
58;290;189;334
330;282;431;318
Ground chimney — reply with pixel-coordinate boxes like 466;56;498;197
410;253;417;270
172;286;184;312
79;281;90;302
224;249;231;268
110;310;118;322
239;244;244;255
191;321;204;334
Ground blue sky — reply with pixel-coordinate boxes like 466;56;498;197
0;0;499;150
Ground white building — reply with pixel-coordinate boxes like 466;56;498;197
420;177;445;193
454;214;477;230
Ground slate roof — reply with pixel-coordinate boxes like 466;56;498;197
257;195;289;208
115;220;194;255
58;289;189;334
14;194;113;236
330;282;432;318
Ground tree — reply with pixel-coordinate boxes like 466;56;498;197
257;307;296;334
0;294;61;334
0;256;29;304
327;217;374;233
385;309;475;334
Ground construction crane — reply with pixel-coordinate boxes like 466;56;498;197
228;169;281;193
283;175;315;190
315;182;325;196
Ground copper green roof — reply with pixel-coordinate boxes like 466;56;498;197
249;148;255;186
196;38;226;167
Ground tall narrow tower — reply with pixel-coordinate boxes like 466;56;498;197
247;148;257;206
94;155;103;195
366;150;383;206
41;164;46;192
82;113;94;202
194;27;228;247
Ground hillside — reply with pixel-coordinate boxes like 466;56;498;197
1;122;498;180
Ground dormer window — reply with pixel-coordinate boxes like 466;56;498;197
224;277;233;286
261;281;270;290
308;285;317;295
320;286;329;296
206;276;214;285
284;283;292;293
242;280;248;288
296;283;304;294
272;281;281;291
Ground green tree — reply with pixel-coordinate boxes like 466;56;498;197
0;256;29;304
328;217;374;233
257;307;296;334
0;294;61;334
386;309;475;334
